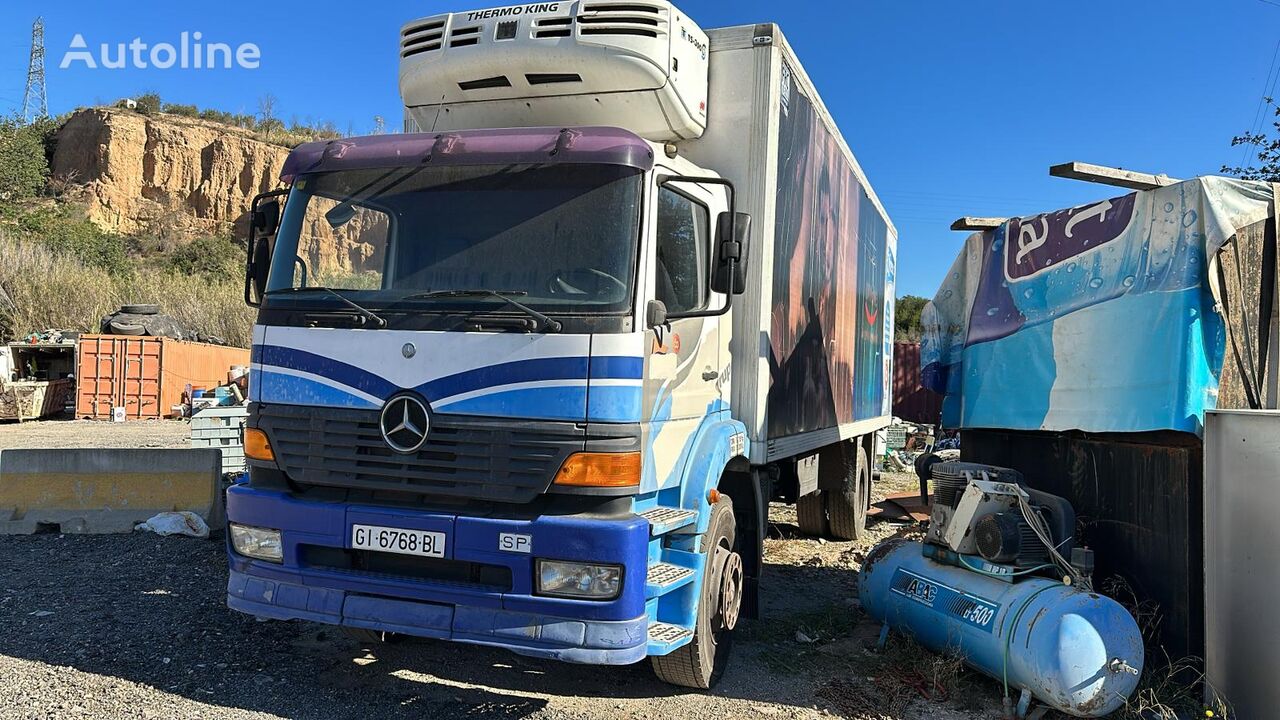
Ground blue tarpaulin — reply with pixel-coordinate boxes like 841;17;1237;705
921;176;1274;434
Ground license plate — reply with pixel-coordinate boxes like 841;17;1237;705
351;524;446;558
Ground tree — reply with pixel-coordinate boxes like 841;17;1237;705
895;294;929;342
257;94;278;140
1222;98;1280;182
0;115;51;203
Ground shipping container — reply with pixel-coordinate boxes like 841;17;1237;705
75;335;250;420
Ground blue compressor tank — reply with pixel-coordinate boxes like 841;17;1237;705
859;539;1144;717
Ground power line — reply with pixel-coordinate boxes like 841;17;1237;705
1238;30;1280;169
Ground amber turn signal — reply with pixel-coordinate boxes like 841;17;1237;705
244;427;275;462
553;452;641;488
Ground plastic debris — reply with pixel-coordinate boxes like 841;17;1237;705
135;511;210;538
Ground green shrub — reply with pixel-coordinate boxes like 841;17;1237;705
0;117;51;202
134;92;162;116
165;235;244;277
13;205;130;275
163;103;199;118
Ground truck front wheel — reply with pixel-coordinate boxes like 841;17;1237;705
826;444;869;540
651;497;741;689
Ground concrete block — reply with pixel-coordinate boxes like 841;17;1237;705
0;448;221;534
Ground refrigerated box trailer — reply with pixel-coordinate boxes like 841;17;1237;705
227;1;896;688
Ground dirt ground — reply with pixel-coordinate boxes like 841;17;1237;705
0;469;1025;720
0;416;191;449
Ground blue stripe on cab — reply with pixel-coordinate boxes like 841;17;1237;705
589;356;644;380
255;346;399;399
587;385;643;423
418;357;590;402
256;370;379;410
435;386;588;421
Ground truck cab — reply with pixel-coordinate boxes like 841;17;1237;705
227;0;895;689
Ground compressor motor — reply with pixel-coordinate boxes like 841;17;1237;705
859;459;1143;718
920;459;1092;582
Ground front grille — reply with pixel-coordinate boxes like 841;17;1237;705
301;545;513;592
255;404;584;504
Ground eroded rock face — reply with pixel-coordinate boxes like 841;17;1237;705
50;108;381;277
52;108;287;237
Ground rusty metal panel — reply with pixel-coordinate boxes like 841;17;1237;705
892;342;942;425
961;427;1203;661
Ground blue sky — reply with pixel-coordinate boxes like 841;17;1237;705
1;1;1277;297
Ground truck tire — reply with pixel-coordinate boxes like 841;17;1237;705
652;496;740;689
119;303;161;315
795;490;829;537
108;320;146;336
827;444;869;541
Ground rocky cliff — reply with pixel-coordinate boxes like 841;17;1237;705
52;108;287;237
50;108;378;277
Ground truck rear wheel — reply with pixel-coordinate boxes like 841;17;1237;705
826;445;869;540
795;490;829;537
652;497;740;689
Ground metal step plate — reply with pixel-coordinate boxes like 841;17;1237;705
649;622;694;644
638;506;697;535
647;562;695;588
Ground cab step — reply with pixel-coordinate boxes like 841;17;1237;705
638;506;697;536
647;621;694;654
646;562;696;598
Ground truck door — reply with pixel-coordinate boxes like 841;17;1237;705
642;178;729;490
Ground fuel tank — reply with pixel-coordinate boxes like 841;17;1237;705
859;539;1143;718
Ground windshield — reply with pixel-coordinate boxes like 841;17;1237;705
264;163;643;314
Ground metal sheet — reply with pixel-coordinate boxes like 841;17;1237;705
1205;409;1280;719
892;342;943;425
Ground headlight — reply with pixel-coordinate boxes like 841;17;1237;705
229;524;283;563
536;559;623;600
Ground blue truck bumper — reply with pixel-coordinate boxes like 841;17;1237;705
225;484;652;665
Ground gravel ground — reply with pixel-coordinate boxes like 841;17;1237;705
0;473;1009;720
0;417;191;450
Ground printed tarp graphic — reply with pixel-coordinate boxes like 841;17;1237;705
921;176;1273;434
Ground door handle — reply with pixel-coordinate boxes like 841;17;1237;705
702;368;719;381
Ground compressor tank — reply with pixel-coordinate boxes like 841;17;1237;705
859;539;1143;717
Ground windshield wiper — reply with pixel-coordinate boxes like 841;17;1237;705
405;290;563;333
266;286;388;328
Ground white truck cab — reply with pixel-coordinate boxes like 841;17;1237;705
227;1;896;689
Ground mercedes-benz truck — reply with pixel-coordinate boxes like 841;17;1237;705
227;1;896;688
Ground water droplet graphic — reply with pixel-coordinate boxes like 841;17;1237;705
1089;277;1104;289
1163;202;1174;213
1066;262;1077;273
943;290;953;299
1023;288;1034;299
1181;210;1198;227
1122;275;1135;287
986;307;999;316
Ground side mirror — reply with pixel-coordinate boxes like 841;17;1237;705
646;299;669;329
253;198;281;236
712;211;751;295
245;191;286;307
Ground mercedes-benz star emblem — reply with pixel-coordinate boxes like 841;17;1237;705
401;342;417;359
380;394;430;454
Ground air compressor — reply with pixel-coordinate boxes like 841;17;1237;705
859;460;1144;718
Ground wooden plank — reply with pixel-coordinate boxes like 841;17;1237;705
1049;161;1180;191
950;217;1008;231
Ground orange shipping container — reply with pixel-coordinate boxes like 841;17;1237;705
75;335;251;420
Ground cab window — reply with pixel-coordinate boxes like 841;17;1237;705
654;187;710;314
